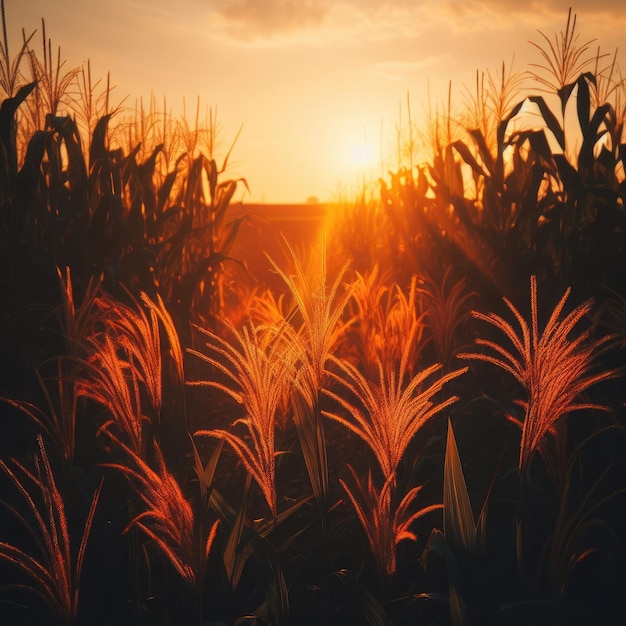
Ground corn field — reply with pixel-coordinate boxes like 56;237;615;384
1;6;625;626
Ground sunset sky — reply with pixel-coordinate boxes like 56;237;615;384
9;1;626;203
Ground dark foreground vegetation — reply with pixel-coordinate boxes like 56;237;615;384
1;6;625;625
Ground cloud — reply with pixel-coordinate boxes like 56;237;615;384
210;0;328;41
203;0;626;51
206;2;443;49
437;0;625;19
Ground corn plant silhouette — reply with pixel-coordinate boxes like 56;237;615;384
528;7;597;97
461;275;617;477
189;319;296;518
0;434;102;625
25;18;78;121
0;0;35;99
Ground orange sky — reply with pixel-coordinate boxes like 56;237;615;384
9;1;626;203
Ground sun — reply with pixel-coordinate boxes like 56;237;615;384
323;122;382;194
350;143;377;169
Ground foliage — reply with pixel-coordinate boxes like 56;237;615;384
267;236;353;518
0;7;625;626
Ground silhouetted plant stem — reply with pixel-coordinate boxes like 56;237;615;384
316;398;334;626
514;473;529;592
293;386;332;623
129;523;144;623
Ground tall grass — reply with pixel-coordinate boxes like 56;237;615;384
78;289;184;451
98;293;163;416
461;275;618;476
0;268;99;467
0;435;102;625
324;320;466;482
56;267;101;359
80;333;146;454
268;236;353;400
418;267;476;369
261;236;355;623
1;362;78;469
339;466;441;580
349;266;424;377
103;433;219;606
267;236;353;511
189;319;296;518
325;319;465;587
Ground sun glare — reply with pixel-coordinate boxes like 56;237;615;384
350;143;377;169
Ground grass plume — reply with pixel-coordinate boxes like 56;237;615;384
0;435;102;625
94;293;163;418
189;320;295;517
340;466;441;580
325;322;466;481
267;236;354;512
349;266;424;376
267;236;353;395
461;275;618;475
103;433;218;596
418;267;476;369
80;334;146;454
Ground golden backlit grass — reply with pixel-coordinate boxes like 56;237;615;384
461;275;619;475
349;266;424;377
189;320;296;518
0;5;625;623
103;433;218;596
324;320;466;482
340;465;441;579
0;435;102;625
